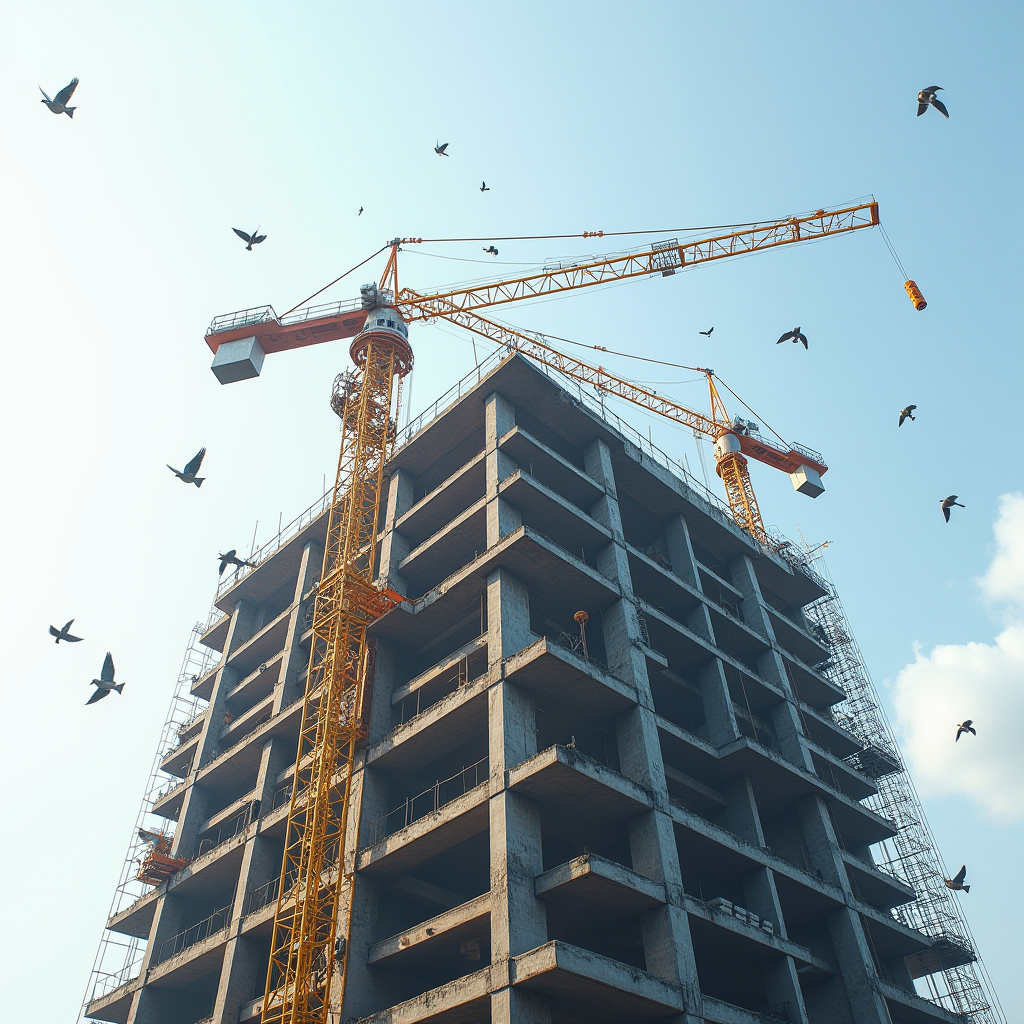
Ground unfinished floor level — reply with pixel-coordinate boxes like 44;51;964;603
84;354;979;1024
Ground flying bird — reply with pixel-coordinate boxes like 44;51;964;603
899;405;917;427
39;77;78;117
944;865;970;893
167;447;206;487
917;86;949;118
940;495;965;522
777;327;808;349
699;327;714;337
87;652;125;705
358;206;364;216
483;245;499;256
480;181;490;192
49;619;83;644
232;227;267;251
434;141;449;156
218;549;256;576
955;720;976;742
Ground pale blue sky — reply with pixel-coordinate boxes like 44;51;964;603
0;2;1020;1019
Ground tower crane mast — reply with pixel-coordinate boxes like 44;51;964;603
205;201;881;1022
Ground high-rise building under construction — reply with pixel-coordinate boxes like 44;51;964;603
82;351;1001;1024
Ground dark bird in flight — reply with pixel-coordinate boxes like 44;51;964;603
777;327;808;349
899;405;917;427
955;720;976;742
218;549;256;576
940;495;965;522
480;181;490;192
39;77;78;117
232;227;267;251
483;245;499;256
49;619;83;644
87;652;125;705
167;447;206;487
434;141;449;156
358;206;363;216
917;86;949;118
944;865;970;893
699;327;714;337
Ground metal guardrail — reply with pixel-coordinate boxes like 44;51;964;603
365;756;490;847
196;801;260;858
154;900;233;965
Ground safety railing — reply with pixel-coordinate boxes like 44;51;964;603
196;801;260;859
207;305;277;335
215;491;331;598
154;899;233;965
365;756;490;847
244;876;280;918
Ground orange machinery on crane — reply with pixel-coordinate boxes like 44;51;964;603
204;200;886;1023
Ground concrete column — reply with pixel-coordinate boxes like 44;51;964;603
377;468;415;596
487;560;549;1024
209;739;286;1020
663;513;701;590
583;439;701;995
729;553;815;772
794;794;890;1024
485;391;521;547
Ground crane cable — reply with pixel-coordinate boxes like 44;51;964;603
877;222;910;281
280;245;389;318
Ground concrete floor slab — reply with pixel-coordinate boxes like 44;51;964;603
535;854;667;922
508;745;653;831
512;939;688;1021
498;424;603;511
357;783;490;878
371;526;621;650
369;892;491;969
84;975;140;1024
502;637;638;721
351;966;493;1024
877;978;964;1023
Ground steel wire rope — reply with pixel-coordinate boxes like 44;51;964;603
405;199;878;245
280;245;389;318
877;222;910;281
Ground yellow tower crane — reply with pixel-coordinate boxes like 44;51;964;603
204;200;887;1022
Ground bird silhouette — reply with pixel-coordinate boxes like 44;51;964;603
944;865;969;893
167;448;206;487
899;405;917;427
480;181;490;192
940;495;965;522
777;327;808;349
218;549;257;576
358;206;364;216
87;652;125;705
955;720;976;742
434;141;449;156
699;327;714;337
917;86;949;118
232;227;267;251
39;77;78;117
483;245;499;256
49;619;83;644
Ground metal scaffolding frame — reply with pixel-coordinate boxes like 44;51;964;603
79;612;220;1021
800;557;1005;1024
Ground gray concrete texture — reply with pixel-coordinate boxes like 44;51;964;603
86;355;961;1024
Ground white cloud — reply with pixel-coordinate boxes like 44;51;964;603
892;493;1024;822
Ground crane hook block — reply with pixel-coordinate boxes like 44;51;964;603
904;280;927;311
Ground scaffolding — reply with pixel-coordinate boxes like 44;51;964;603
79;612;220;1021
800;557;1005;1024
